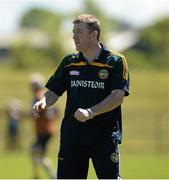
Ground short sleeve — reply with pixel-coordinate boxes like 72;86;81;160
45;58;66;96
110;56;129;96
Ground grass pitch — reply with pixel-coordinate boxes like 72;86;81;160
0;152;168;178
0;66;168;178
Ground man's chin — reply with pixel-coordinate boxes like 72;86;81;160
75;46;81;52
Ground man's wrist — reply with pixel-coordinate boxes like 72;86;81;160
87;108;95;118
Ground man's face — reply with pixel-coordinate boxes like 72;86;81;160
73;22;93;52
31;82;41;93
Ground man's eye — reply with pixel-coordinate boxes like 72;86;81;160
73;31;82;35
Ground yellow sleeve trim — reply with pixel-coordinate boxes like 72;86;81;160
110;51;129;80
65;61;87;67
89;62;113;68
65;61;113;69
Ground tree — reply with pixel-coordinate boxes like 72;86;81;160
138;17;169;68
11;8;66;68
125;17;169;69
20;8;62;34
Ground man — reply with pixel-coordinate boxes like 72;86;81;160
33;14;129;179
30;73;59;179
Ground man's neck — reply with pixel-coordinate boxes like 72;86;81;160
82;43;102;62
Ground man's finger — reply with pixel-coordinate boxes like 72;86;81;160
38;103;44;111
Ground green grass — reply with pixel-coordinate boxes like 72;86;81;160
0;66;169;178
120;154;169;178
0;152;168;178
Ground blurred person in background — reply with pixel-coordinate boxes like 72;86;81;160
33;14;129;179
29;73;59;179
5;98;23;150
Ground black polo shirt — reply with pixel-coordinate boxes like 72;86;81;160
46;45;129;147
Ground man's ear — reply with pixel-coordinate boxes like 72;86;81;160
91;30;98;40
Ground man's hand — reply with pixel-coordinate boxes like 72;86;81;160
74;108;94;122
33;100;46;118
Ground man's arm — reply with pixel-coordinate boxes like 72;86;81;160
90;89;124;116
44;90;59;107
33;90;59;118
74;89;125;122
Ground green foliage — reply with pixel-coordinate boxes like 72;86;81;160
140;18;169;52
128;17;169;69
124;50;152;69
20;8;63;34
10;8;67;69
10;5;118;69
8;6;169;70
10;42;56;69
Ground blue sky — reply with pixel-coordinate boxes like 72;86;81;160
0;0;169;36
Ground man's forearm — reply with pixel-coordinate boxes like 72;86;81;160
90;89;125;117
44;90;59;107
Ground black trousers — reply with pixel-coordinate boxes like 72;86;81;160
57;144;120;179
32;134;51;153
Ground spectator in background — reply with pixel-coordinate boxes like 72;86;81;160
6;98;23;150
29;73;59;179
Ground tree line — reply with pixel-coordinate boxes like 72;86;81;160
6;1;169;70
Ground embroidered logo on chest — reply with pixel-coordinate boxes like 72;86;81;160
98;69;109;79
69;70;80;76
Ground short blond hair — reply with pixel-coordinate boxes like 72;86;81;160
73;14;101;41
